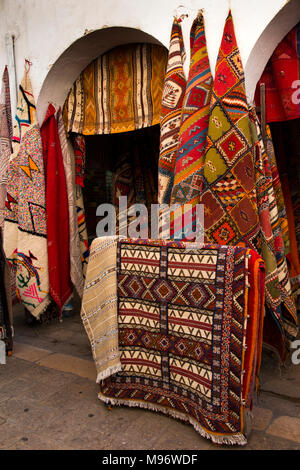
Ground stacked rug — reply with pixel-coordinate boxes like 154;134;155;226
81;237;265;445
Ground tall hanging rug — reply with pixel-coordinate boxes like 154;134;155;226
82;237;265;445
4;66;50;317
197;12;297;360
0;66;13;230
158;17;187;205
170;13;212;238
40;104;73;315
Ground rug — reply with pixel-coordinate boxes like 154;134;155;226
4;66;50;318
73;134;86;187
0;66;12;230
40;104;72;314
63;44;167;136
80;236;121;382
92;237;265;446
57;110;84;298
170;13;212;207
198;12;297;358
158;18;187;205
75;184;89;278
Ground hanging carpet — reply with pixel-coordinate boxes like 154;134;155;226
81;237;265;446
57;111;84;298
194;12;297;359
158;18;187;205
63;43;167;136
40;104;73;314
0;66;12;231
4;67;50;317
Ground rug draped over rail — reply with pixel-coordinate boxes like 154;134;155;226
3;66;50;318
63;43;167;136
81;236;265;446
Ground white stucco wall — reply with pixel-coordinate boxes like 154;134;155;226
0;0;299;125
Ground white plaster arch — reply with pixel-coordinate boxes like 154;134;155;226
36;26;166;124
245;0;300;103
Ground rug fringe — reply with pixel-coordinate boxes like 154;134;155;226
96;364;122;383
98;392;248;446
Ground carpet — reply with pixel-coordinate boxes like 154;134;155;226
0;66;12;231
63;44;167;136
158;17;187;205
84;237;266;445
80;236;121;382
3;65;50;318
198;12;297;357
57;110;84;298
40;104;72;314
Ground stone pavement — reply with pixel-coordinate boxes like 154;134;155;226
0;304;300;450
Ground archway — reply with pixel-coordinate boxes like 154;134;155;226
36;26;165;124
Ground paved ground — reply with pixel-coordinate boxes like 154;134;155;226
0;303;300;451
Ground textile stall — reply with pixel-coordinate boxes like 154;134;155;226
80;10;298;446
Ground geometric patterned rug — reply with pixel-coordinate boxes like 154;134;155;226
98;238;265;445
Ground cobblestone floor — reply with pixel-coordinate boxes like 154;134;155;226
0;304;300;450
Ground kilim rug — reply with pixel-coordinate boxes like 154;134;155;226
3;66;50;317
198;12;297;358
57;110;84;298
63;44;167;136
40;104;72;314
75;184;89;278
89;237;265;445
158;17;186;205
73;134;86;187
0;66;12;231
170;13;212;207
81;236;122;382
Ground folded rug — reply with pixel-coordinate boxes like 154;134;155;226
4;66;50;317
83;237;265;445
81;236;121;382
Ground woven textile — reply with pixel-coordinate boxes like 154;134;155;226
0;67;12;230
73;134;86;187
255;21;300;123
95;238;265;445
57;110;84;298
63;44;167;136
81;236;121;382
158;18;186;205
40;104;72;314
4;68;50;318
75;185;89;278
199;12;297;355
170;14;212;207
